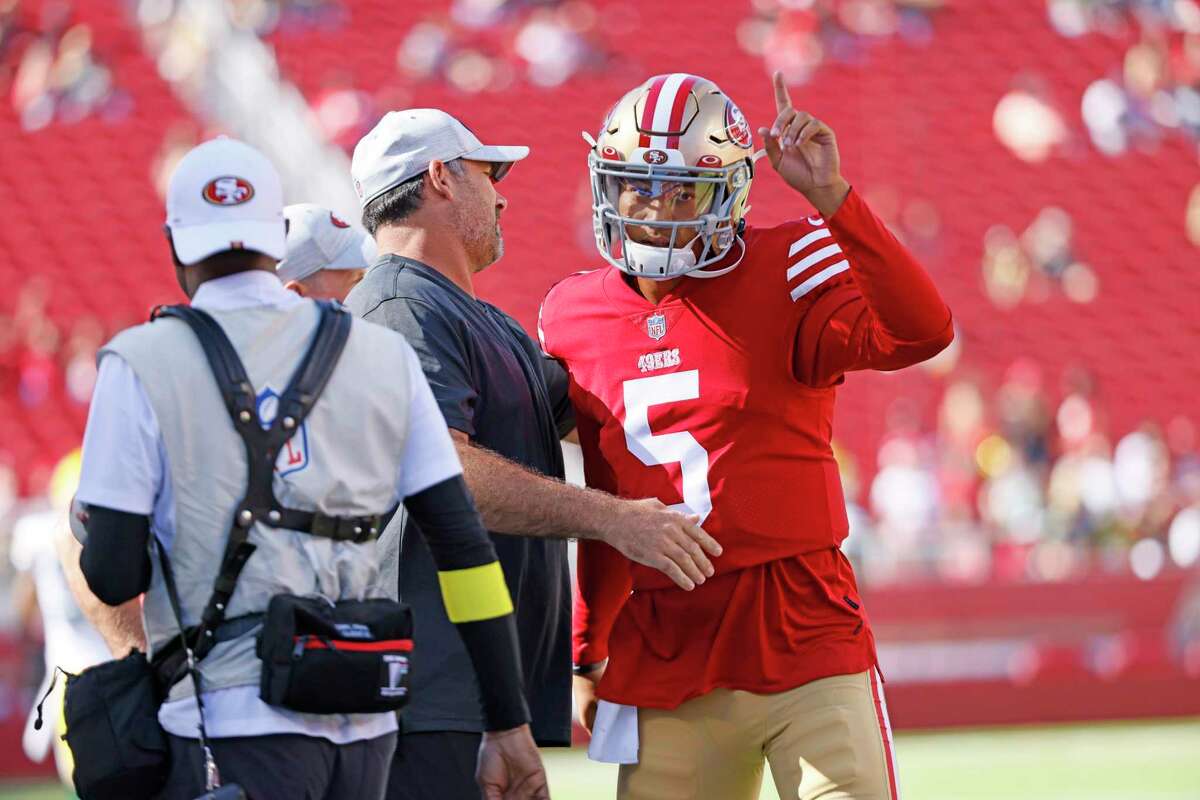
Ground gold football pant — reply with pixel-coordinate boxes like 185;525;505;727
616;669;899;800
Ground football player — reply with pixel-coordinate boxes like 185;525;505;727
537;72;955;800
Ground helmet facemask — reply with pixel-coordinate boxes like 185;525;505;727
589;152;752;280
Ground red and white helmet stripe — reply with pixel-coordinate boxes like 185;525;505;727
638;73;701;150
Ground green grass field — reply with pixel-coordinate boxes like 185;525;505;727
3;718;1198;799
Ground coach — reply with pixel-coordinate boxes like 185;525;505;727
345;109;723;799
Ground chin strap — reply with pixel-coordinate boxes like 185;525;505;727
685;236;746;279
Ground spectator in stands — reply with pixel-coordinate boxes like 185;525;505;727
12;17;126;131
740;0;944;85
228;0;345;36
396;0;608;93
61;316;103;406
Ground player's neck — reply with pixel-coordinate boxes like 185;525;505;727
375;225;477;298
633;275;683;304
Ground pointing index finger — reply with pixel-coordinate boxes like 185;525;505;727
773;70;792;113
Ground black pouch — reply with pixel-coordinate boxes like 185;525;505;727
60;650;170;800
257;594;414;714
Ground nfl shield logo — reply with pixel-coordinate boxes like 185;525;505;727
646;313;667;341
256;387;310;477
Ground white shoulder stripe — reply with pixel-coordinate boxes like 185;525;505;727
790;259;849;302
787;228;832;258
786;243;844;281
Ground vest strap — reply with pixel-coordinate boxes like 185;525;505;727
148;300;395;669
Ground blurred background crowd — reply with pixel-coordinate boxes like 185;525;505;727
0;0;1198;789
1;0;1198;595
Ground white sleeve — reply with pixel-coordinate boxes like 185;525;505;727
76;354;165;516
396;341;464;499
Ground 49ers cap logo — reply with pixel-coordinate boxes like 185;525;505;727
642;149;668;165
202;176;255;206
329;212;350;228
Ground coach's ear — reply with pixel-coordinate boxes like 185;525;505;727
284;279;307;297
426;159;457;202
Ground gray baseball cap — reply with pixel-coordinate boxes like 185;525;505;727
350;108;529;208
277;203;376;282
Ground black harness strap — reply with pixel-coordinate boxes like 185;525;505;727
149;300;395;667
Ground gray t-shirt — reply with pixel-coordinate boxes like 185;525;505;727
345;255;574;746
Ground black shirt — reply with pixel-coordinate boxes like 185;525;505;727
345;255;573;746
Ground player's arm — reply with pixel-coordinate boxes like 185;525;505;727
759;71;953;386
563;415;632;731
791;190;953;386
571;527;632;731
542;355;577;440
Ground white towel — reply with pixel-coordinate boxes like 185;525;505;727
586;700;640;764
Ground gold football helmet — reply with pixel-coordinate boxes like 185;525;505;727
586;73;757;279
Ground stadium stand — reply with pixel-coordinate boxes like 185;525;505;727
0;1;1198;780
1;0;1198;577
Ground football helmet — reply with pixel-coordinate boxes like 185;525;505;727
587;73;757;280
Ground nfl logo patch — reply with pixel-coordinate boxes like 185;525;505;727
256;387;310;477
646;313;667;341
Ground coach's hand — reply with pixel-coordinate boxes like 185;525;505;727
477;724;550;800
759;70;850;218
573;661;606;734
598;498;721;591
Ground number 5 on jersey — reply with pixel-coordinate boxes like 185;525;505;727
621;370;713;523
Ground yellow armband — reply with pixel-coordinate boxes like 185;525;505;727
436;561;514;623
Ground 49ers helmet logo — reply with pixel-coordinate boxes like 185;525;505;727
642;149;668;165
724;101;753;149
202;176;255;206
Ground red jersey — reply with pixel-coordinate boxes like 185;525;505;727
538;188;953;708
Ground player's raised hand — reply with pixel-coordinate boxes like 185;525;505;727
598;498;722;591
477;724;551;800
758;71;848;215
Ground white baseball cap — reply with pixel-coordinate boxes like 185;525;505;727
351;109;529;208
165;137;287;266
277;203;377;282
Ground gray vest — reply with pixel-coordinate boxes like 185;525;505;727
103;300;413;700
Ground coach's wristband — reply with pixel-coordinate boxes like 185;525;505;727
572;661;605;676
